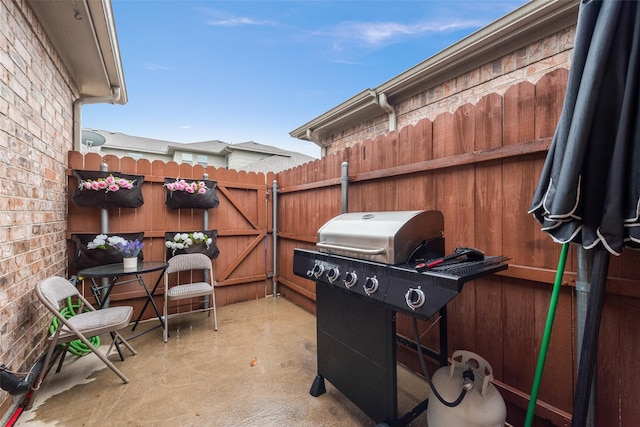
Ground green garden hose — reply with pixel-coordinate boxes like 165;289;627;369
49;296;100;356
525;242;569;426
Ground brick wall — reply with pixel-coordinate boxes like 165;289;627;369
0;0;76;418
324;25;576;154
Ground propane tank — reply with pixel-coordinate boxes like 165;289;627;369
427;350;506;427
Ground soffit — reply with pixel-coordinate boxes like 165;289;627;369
29;0;127;102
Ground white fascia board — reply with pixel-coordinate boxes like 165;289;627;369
290;0;579;146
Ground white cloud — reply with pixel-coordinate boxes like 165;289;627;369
144;63;171;71
203;9;277;27
208;17;276;27
331;19;486;47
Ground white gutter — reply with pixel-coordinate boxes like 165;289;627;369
377;92;396;132
73;86;122;151
71;0;126;151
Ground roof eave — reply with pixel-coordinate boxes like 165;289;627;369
29;0;127;104
290;0;579;146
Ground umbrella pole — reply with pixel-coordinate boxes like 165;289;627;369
524;242;569;427
572;248;610;427
576;246;596;426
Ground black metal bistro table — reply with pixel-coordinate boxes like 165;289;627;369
78;261;169;343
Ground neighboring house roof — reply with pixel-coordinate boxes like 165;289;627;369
89;130;228;155
85;129;314;173
250;153;315;173
29;0;126;103
290;0;580;148
243;152;315;174
227;141;293;156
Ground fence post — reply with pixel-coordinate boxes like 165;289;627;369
99;162;110;307
341;162;348;213
272;180;278;296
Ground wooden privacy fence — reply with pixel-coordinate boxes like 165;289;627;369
66;151;275;318
275;68;640;426
64;68;640;426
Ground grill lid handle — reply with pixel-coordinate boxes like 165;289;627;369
316;242;386;255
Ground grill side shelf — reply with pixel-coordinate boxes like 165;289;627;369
422;256;510;280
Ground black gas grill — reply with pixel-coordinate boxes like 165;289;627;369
293;210;508;426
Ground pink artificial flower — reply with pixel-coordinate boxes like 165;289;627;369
165;179;208;194
117;178;129;188
105;175;115;185
91;181;101;190
83;182;93;190
97;180;107;189
108;184;120;192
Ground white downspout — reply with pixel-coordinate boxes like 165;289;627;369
377;92;396;132
306;128;327;157
72;86;122;151
71;86;121;307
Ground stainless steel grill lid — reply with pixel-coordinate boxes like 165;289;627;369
316;210;444;264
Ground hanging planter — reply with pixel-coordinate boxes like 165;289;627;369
72;170;144;209
164;230;219;260
164;178;219;209
70;232;145;271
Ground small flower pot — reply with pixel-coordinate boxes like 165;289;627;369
122;257;138;270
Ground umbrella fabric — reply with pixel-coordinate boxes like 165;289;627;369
529;0;640;256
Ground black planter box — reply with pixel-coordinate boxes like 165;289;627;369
71;232;144;271
165;230;219;260
164;179;219;209
72;170;144;209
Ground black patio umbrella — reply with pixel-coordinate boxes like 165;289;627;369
529;0;640;425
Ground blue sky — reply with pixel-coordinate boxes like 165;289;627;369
83;0;529;158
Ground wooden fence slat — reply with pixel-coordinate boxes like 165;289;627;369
504;81;535;146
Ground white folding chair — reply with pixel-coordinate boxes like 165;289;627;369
29;276;136;405
163;253;217;342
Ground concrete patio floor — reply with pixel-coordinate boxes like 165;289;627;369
15;296;431;426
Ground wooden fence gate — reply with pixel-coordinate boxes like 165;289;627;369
67;151;275;318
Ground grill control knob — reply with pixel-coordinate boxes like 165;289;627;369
344;271;358;288
326;267;340;283
343;271;357;288
311;263;325;278
405;287;426;310
363;276;379;295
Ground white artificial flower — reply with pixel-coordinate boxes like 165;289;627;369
107;236;126;246
87;234;107;249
